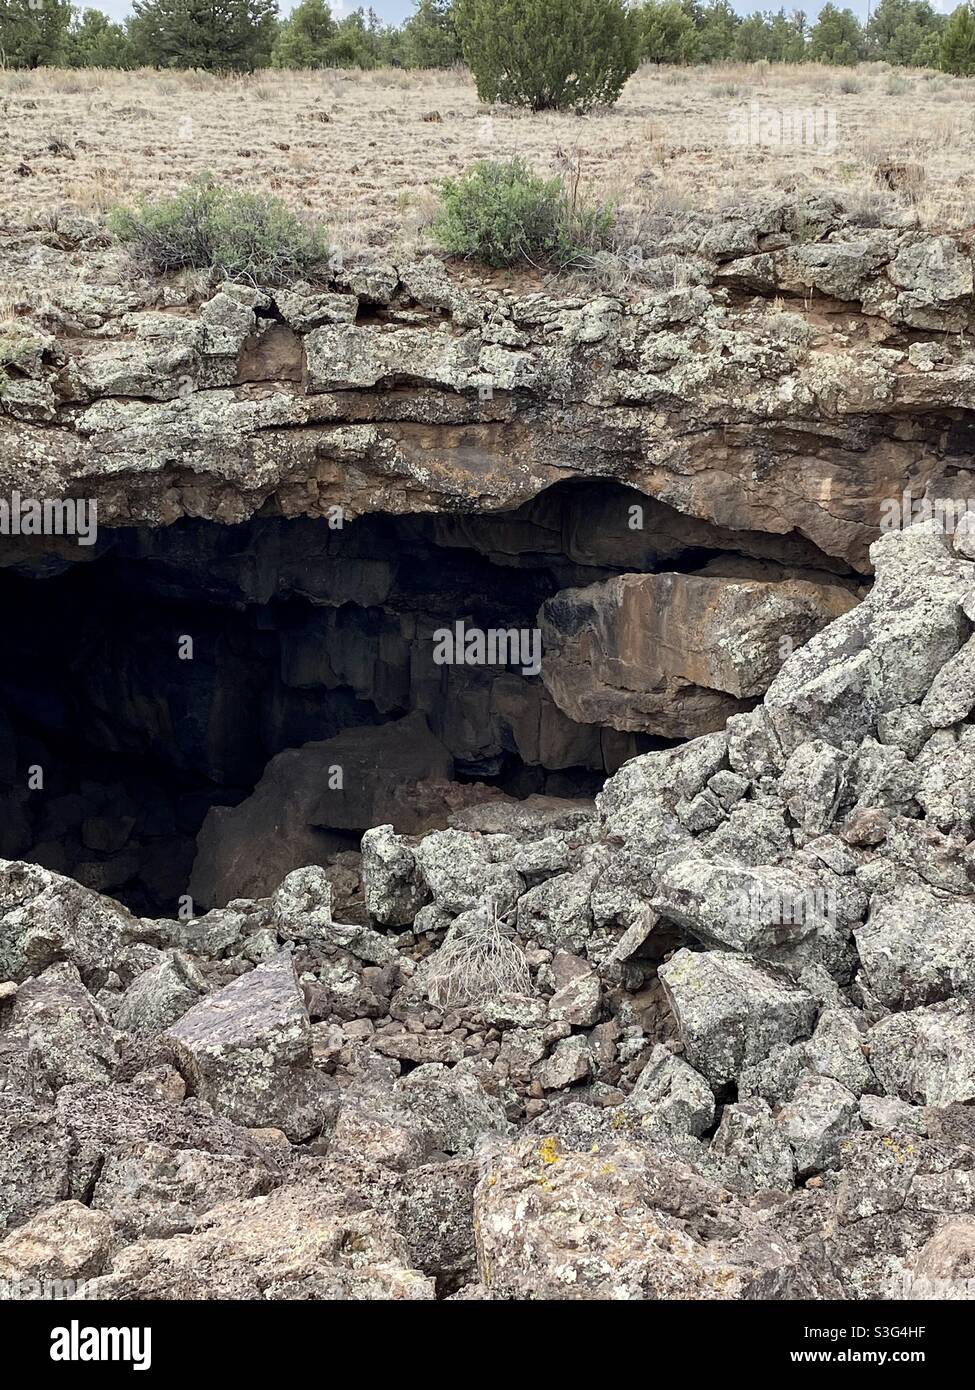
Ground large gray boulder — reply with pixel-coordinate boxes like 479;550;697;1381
473;1134;833;1300
627;1045;715;1137
708;1100;796;1194
855;886;975;1010
91;1140;279;1242
0;963;119;1100
80;1182;435;1300
162;952;332;1140
775;1072;861;1176
114;950;208;1038
867;1001;975;1106
651;857;830;954
360;826;429;928
763;525;974;755
659;949;818;1088
0;859;138;986
0;1094;73;1233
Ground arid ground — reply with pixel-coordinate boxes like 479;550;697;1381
1;59;974;263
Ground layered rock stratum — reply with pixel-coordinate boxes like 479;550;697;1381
3;194;975;568
3;199;975;1300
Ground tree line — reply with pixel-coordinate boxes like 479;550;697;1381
1;0;974;81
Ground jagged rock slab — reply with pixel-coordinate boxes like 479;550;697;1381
162;952;331;1140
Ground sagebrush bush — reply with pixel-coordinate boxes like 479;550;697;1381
453;0;640;113
108;177;330;285
424;903;533;1011
431;157;615;270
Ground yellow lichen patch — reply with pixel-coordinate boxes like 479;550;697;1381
538;1136;561;1166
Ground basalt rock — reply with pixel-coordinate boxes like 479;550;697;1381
6;215;975;576
161;952;332;1140
79;1181;434;1300
539;569;857;739
7;218;975;1300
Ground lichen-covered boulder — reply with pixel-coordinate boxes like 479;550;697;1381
659;948;818;1089
0;859;138;986
867;1001;975;1106
0;962;119;1099
855;886;975;1010
627;1045;715;1138
114;950;207;1038
162;952;333;1139
473;1135;829;1300
80;1183;435;1300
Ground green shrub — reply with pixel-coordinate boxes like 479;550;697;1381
431;158;615;270
270;0;335;68
808;3;865;64
108;178;330;284
453;0;640;112
942;3;975;74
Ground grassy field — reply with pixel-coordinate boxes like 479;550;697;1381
1;59;974;265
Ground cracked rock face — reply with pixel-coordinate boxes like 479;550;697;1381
5;207;975;1301
5;200;975;576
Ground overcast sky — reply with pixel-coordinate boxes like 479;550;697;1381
92;1;892;29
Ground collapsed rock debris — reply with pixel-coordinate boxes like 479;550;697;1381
3;198;975;1301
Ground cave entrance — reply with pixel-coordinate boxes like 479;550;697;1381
0;478;853;917
0;481;673;916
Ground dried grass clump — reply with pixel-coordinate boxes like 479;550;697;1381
425;903;532;1011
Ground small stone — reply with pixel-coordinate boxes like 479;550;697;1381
535;1035;592;1091
128;1064;187;1105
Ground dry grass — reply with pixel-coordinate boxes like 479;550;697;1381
1;60;974;263
424;903;532;1011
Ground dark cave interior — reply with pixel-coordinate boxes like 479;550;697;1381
0;478;849;916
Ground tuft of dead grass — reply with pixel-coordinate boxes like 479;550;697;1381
424;902;533;1011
